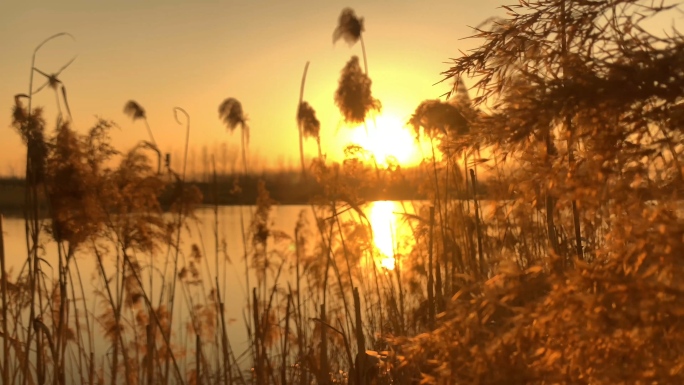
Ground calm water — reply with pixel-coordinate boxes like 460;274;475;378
0;201;419;372
5;199;674;379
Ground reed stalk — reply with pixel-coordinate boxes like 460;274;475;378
469;169;485;278
319;304;328;385
297;62;310;179
146;324;154;385
0;215;7;385
427;206;435;330
195;333;201;385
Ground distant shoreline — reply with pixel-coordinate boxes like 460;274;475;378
0;175;439;217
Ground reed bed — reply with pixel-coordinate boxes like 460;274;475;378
2;2;684;384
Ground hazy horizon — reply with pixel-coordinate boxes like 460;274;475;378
1;1;508;176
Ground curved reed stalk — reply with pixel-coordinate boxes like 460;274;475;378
297;62;310;178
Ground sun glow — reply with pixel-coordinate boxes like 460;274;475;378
368;201;399;270
348;115;419;166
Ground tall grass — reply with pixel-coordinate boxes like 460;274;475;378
2;2;684;385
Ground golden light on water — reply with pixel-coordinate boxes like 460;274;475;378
368;201;399;270
348;115;420;166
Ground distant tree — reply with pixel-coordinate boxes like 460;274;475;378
189;147;197;182
201;145;209;183
220;142;228;177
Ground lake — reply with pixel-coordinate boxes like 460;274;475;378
0;201;421;378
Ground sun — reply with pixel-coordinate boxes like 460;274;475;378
347;114;420;166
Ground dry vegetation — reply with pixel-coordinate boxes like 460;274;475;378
2;1;684;384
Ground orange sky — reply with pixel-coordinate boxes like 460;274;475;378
0;0;507;176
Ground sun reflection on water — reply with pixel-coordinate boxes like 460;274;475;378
368;201;399;270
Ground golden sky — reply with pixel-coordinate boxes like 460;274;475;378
0;0;507;175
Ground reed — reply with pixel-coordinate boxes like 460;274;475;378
0;215;8;385
3;2;684;384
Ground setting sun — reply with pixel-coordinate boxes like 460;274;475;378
347;114;420;166
2;1;677;382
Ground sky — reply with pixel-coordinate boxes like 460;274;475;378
0;0;508;176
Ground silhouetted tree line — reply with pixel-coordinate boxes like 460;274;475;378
0;167;499;212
